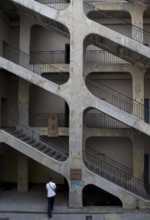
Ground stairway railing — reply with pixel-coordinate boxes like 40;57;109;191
0;41;69;84
86;79;146;120
83;145;149;199
30;49;128;64
29;112;128;128
1;115;68;159
84;2;150;46
85;113;128;128
35;0;70;10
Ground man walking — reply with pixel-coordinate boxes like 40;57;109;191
46;178;56;219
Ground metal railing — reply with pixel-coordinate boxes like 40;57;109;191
29;112;128;128
86;79;145;120
83;146;149;199
1;115;68;158
30;49;128;64
86;50;128;64
85;113;128;128
84;2;150;45
1;41;69;84
35;0;70;10
40;136;69;154
30;50;66;64
29;113;68;127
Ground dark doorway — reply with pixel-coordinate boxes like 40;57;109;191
65;44;70;64
144;99;149;123
144;154;149;185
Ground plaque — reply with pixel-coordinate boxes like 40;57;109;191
70;169;82;180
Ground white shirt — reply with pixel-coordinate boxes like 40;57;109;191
46;181;56;197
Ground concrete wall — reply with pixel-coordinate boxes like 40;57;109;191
29;84;65;113
87;137;133;168
30;25;69;51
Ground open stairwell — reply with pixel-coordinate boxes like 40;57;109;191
0;116;68;171
86;79;150;136
83;146;150;200
10;0;150;67
83;2;150;67
0;41;68;95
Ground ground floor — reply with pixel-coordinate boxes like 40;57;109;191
0;184;150;220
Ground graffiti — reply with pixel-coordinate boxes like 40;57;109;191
70;180;85;187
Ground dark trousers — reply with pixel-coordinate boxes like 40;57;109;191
47;196;55;218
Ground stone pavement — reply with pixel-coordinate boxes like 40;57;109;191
0;184;150;220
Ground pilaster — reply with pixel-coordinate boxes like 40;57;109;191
17;153;28;192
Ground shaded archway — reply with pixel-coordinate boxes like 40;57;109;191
83;184;122;207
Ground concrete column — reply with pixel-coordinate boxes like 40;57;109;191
68;0;85;208
130;67;145;119
20;13;32;54
17;153;28;192
132;132;144;179
18;79;30;126
130;3;146;43
19;14;32;126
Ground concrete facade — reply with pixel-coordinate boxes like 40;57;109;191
0;0;150;215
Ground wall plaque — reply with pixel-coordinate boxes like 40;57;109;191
70;169;82;180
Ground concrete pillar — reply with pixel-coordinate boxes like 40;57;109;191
68;0;85;208
17;153;28;192
19;14;32;126
132;131;144;179
19;13;32;54
130;67;145;119
18;79;30;126
130;3;146;43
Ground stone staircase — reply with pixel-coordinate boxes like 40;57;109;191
2;127;68;162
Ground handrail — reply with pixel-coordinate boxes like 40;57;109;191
29;112;128;128
30;50;66;64
84;2;150;46
1;115;68;157
86;145;133;175
83;146;149;199
86;79;146;120
86;50;128;64
30;49;128;64
29;113;68;127
35;0;70;10
0;41;69;84
85;113;128;128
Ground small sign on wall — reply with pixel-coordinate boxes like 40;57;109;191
48;114;58;137
70;169;82;180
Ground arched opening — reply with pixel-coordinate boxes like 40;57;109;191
0;143;69;207
29;84;69;132
85;72;133;114
83;184;122;207
30;24;70;65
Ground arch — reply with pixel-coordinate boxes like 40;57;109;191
83;184;122;207
30;24;70;65
29;84;70;129
86;136;133;169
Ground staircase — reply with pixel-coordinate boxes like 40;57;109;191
86;79;145;120
1;116;68;162
83;146;150;199
83;1;150;67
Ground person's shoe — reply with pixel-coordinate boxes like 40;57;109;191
48;215;52;219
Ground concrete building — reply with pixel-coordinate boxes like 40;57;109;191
0;0;150;215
